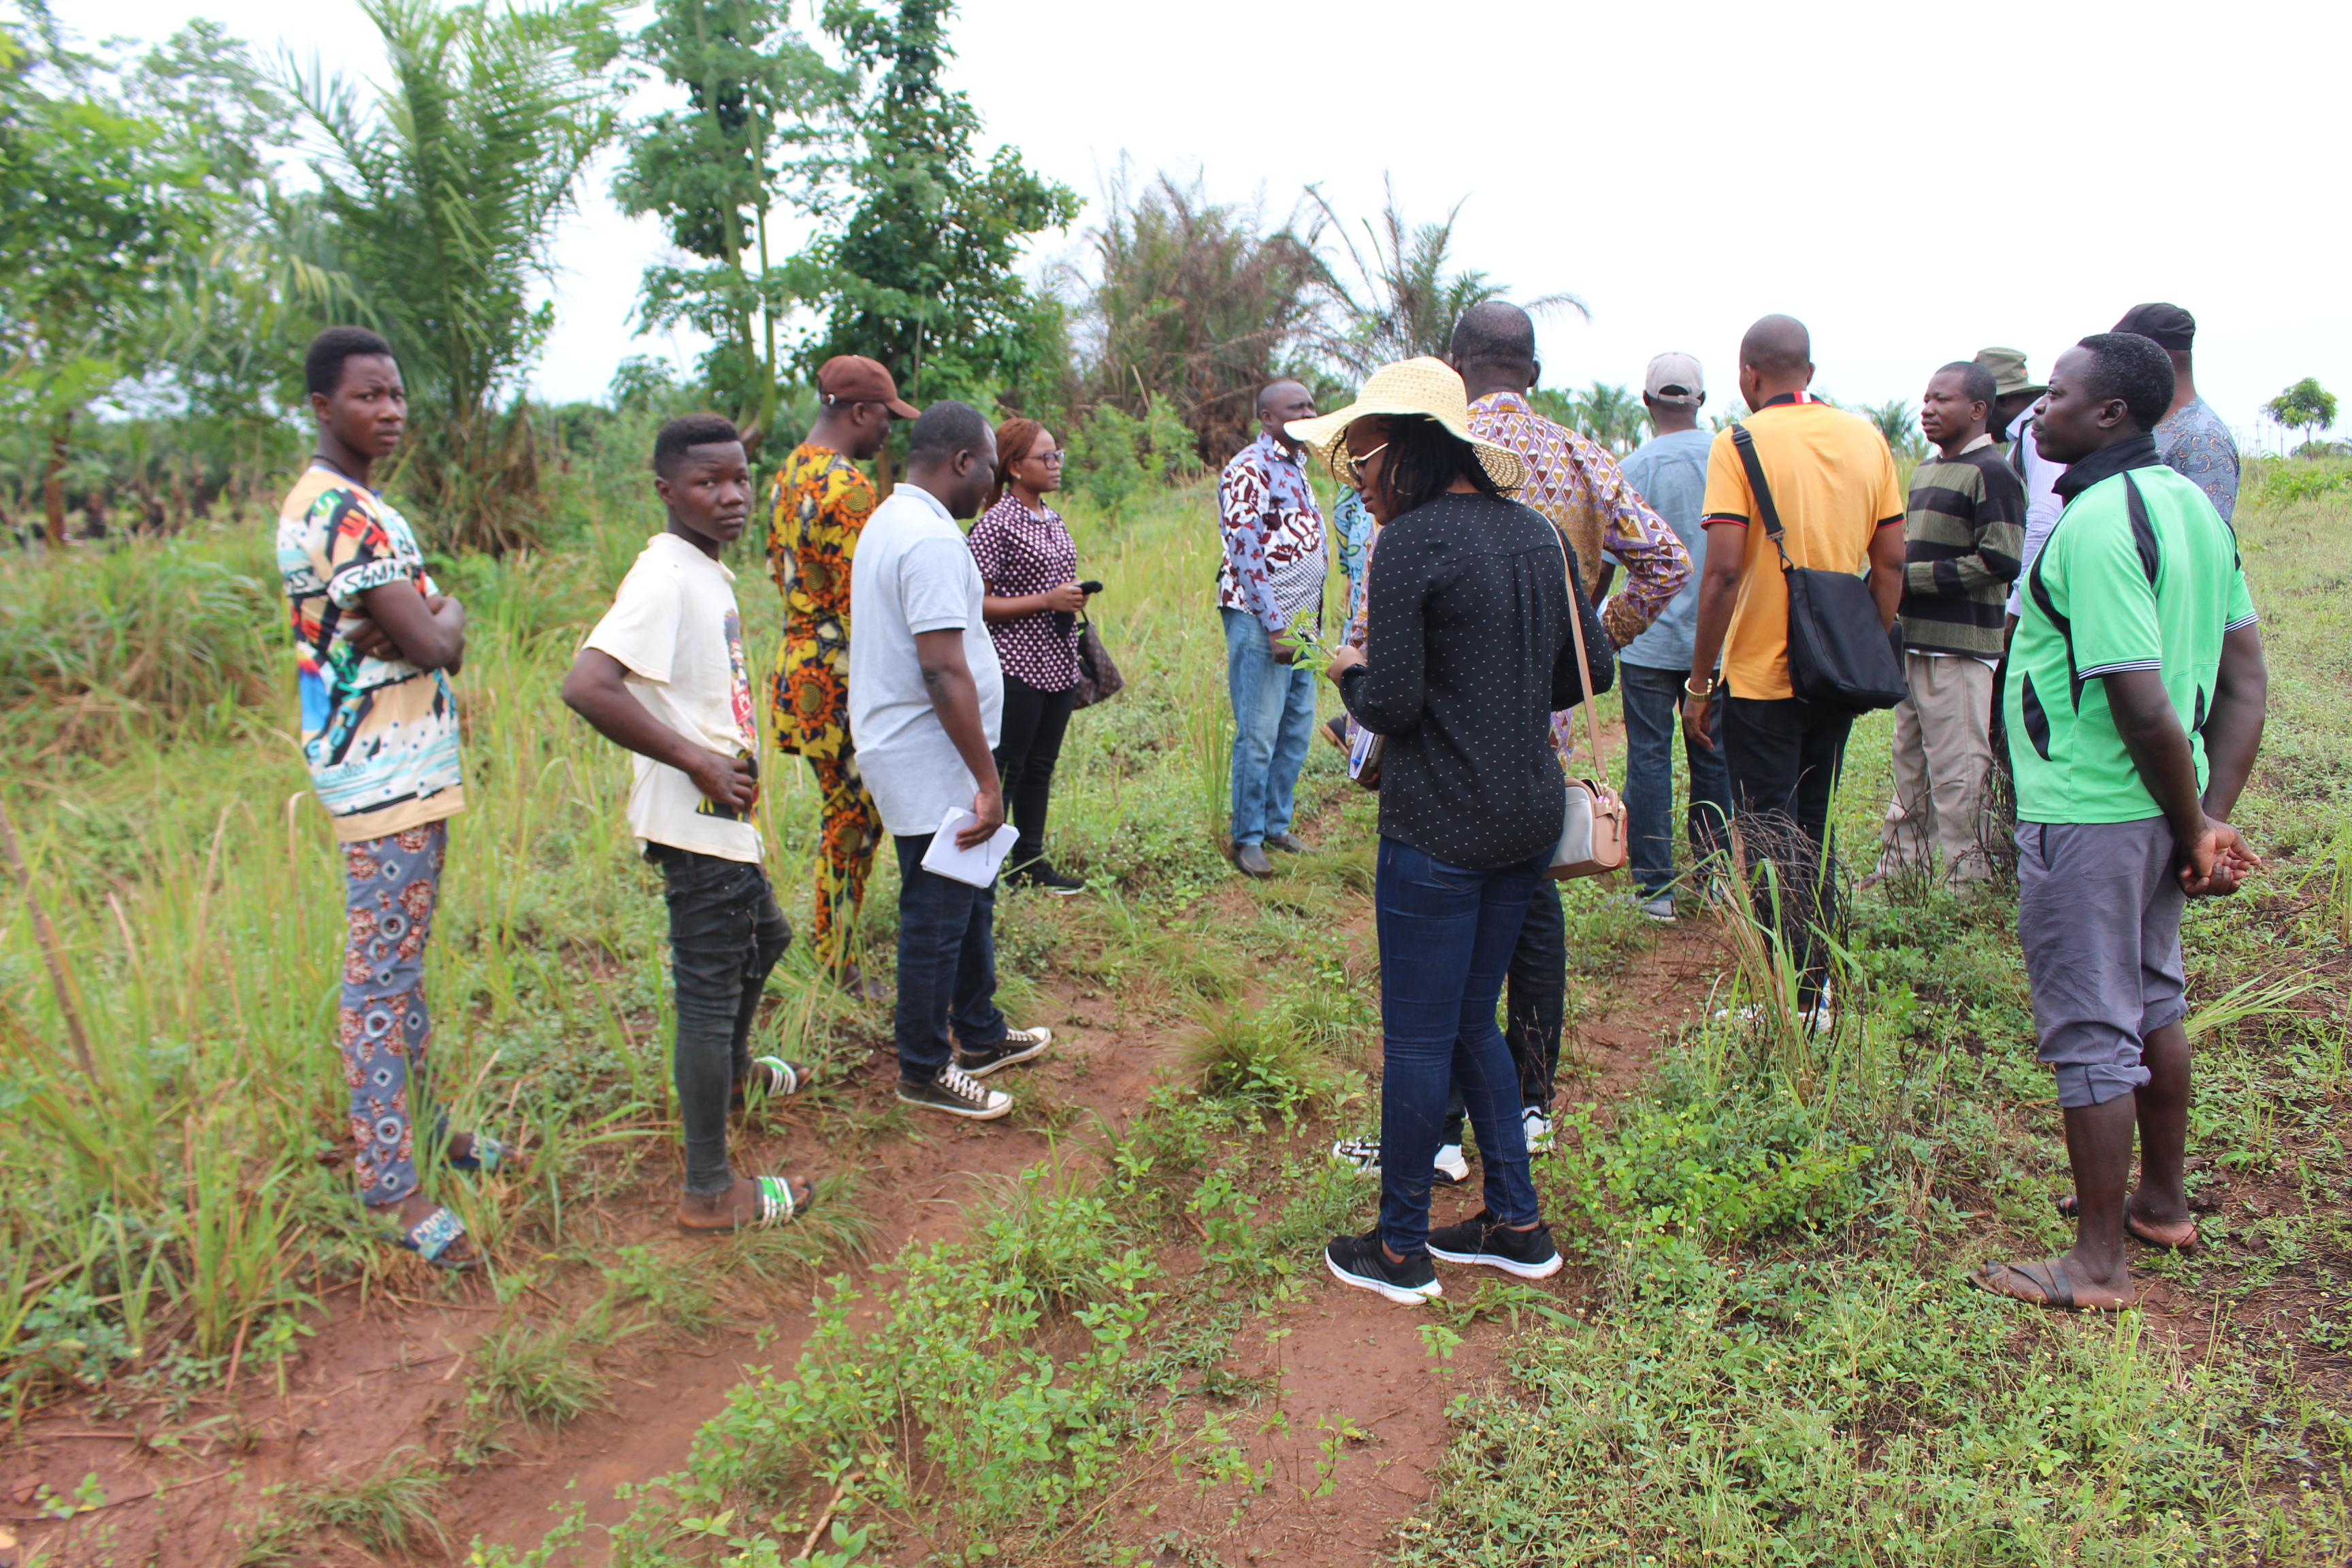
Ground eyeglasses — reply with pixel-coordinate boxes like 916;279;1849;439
1022;449;1066;466
1343;442;1388;488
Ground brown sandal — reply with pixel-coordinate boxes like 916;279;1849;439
2053;1194;2198;1250
1969;1257;2129;1313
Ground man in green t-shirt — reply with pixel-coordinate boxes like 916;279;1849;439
1974;332;2267;1313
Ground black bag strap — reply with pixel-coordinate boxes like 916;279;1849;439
1729;423;1795;572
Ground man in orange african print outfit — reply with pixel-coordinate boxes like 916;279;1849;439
768;357;916;982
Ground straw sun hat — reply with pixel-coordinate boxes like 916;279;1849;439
1285;357;1526;494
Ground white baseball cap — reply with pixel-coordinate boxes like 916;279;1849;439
1644;351;1705;405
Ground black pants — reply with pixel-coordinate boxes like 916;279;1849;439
1442;879;1567;1141
652;846;792;1195
1720;693;1855;1008
994;672;1076;868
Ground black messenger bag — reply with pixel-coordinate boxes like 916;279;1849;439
1729;423;1908;711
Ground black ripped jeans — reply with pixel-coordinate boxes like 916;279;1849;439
651;845;793;1196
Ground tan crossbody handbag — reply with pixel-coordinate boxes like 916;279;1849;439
1548;530;1629;881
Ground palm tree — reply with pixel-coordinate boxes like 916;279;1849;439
1570;382;1646;455
1860;397;1927;462
1306;177;1585;379
284;0;621;551
1075;164;1324;462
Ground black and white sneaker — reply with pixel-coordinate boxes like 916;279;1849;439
898;1063;1013;1120
1007;862;1087;896
1328;1137;1469;1185
1424;1209;1563;1279
955;1026;1053;1078
1323;1230;1442;1305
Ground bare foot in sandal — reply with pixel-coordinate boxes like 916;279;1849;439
1971;1254;2133;1313
2055;1192;2198;1250
369;1190;479;1269
676;1173;813;1232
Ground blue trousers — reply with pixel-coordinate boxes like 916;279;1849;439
1375;837;1548;1256
1618;661;1731;898
1222;607;1317;847
892;834;1009;1083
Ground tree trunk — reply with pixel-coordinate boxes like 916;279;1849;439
42;409;71;545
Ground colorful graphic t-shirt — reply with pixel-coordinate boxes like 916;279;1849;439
276;464;466;842
585;532;764;863
2006;445;2257;824
2153;395;2241;523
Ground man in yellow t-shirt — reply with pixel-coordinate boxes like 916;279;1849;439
1679;315;1908;1021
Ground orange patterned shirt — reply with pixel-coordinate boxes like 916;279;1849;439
766;443;877;758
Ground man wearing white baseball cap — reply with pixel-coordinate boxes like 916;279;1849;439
1616;353;1731;923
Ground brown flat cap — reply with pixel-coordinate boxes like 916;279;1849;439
817;355;919;419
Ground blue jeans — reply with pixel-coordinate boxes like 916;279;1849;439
1619;661;1731;898
1375;837;1548;1256
1222;607;1318;847
892;834;1008;1082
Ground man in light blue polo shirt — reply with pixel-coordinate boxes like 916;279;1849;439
1614;352;1730;922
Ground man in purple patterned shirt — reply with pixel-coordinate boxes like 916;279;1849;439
1216;380;1328;879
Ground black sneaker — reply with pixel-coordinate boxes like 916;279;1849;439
954;1026;1052;1078
1007;862;1087;896
1323;1230;1443;1305
1424;1209;1563;1279
898;1064;1013;1120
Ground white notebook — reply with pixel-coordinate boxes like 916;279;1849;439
919;808;1023;887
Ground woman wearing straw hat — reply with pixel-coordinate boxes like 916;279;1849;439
1297;357;1613;1303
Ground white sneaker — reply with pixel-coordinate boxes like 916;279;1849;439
1637;894;1677;925
1521;1107;1554;1155
1330;1137;1468;1186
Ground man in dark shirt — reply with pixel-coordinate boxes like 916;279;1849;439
1867;361;2026;891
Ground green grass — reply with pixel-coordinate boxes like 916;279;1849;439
10;446;2352;1563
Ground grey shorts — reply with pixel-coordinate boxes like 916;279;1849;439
2016;817;2188;1109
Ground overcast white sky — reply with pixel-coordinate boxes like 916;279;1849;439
61;0;2352;446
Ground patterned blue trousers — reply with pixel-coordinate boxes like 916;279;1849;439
338;821;448;1206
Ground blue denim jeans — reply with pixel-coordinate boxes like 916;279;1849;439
1618;661;1731;898
1375;837;1548;1256
1222;607;1318;847
892;834;1009;1083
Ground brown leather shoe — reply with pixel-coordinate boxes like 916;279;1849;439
1234;843;1275;878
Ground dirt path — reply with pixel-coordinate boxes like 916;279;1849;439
3;798;1727;1568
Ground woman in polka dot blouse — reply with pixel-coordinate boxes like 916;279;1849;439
968;416;1092;894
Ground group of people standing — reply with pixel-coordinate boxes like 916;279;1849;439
1259;303;2261;1314
280;287;2263;1322
281;334;1095;1262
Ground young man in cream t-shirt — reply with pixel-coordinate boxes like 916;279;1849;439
563;414;817;1232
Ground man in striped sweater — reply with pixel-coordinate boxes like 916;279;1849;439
1869;361;2027;888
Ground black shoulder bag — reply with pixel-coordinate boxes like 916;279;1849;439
1729;423;1908;712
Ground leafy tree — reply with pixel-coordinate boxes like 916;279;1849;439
286;0;622;551
612;0;851;453
1309;177;1584;378
2264;378;2338;449
0;19;201;542
791;0;1079;408
1074;165;1324;462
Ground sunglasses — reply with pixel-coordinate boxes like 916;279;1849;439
1343;442;1389;489
1021;449;1066;466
